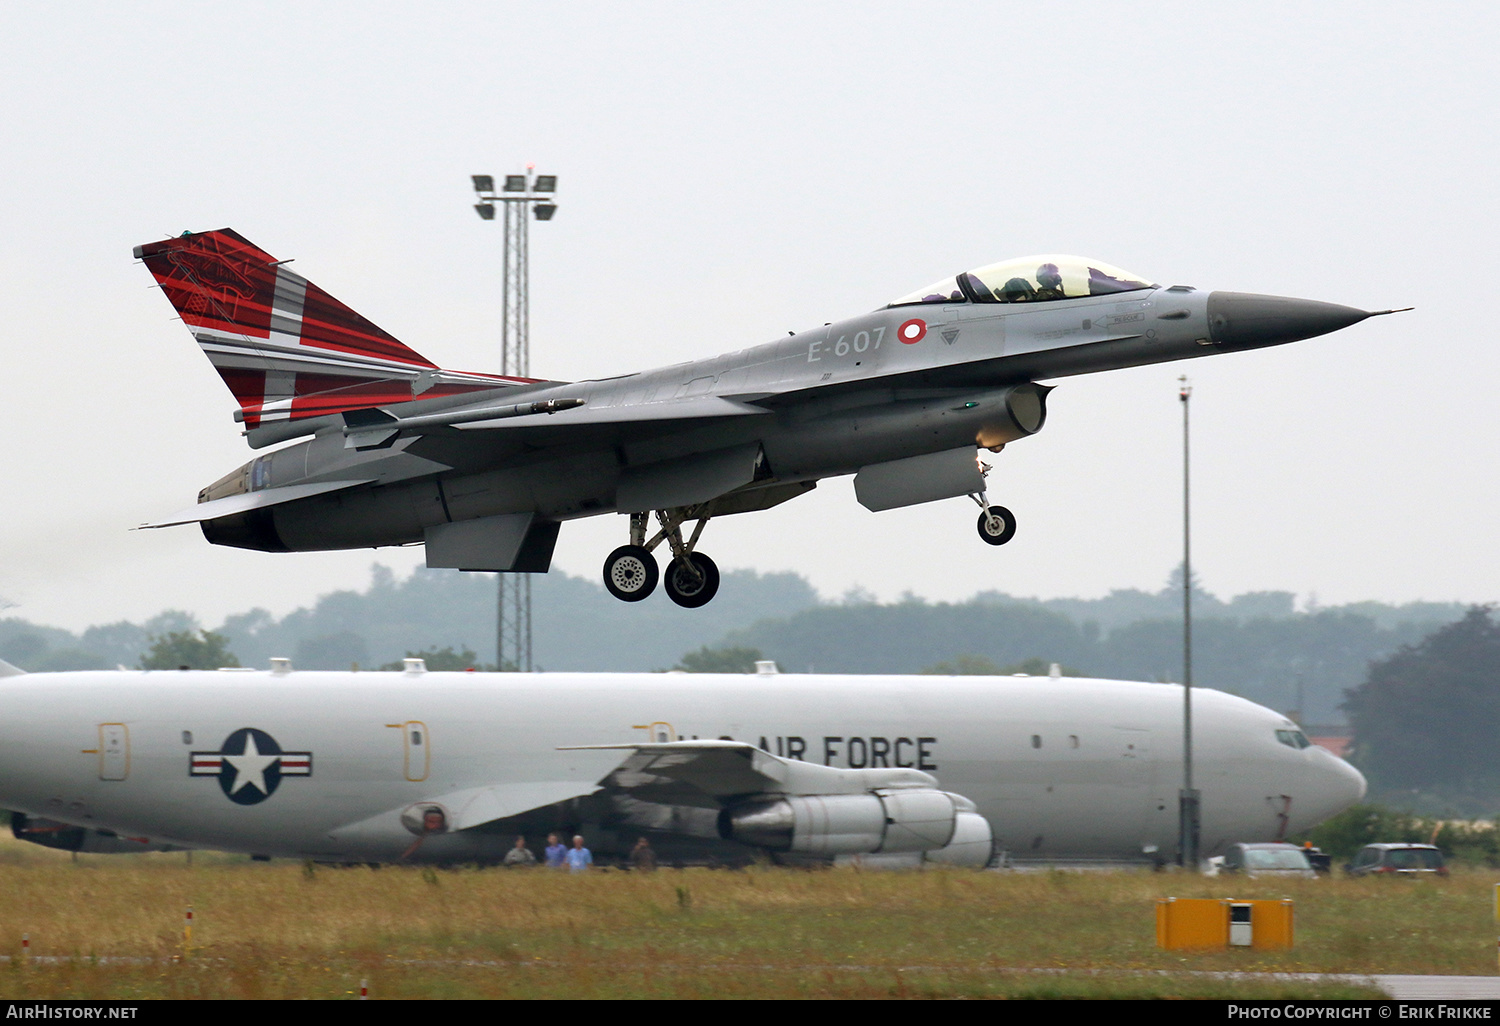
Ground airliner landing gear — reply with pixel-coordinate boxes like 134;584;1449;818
601;507;720;606
971;488;1016;546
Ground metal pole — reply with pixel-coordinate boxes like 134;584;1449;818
1178;375;1200;869
474;173;555;672
496;197;532;672
498;200;511;671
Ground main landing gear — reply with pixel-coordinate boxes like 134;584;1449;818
602;507;721;608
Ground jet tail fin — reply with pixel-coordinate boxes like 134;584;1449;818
135;229;533;430
0;658;27;677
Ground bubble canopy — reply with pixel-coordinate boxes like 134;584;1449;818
889;255;1157;307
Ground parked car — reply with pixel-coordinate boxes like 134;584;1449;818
1346;843;1448;877
1219;842;1317;878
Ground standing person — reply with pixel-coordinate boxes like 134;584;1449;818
630;836;657;872
544;833;567;869
503;835;535;867
565;834;593;873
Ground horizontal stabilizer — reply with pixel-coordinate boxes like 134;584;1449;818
139;479;372;529
0;658;26;677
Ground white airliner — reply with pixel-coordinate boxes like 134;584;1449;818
0;660;1364;866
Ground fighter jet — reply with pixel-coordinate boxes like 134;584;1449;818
136;230;1403;606
0;658;1365;865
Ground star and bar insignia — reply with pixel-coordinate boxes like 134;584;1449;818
190;727;312;805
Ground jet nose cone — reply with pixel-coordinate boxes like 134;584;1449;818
1207;292;1371;349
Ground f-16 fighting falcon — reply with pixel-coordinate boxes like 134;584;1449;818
135;230;1404;607
0;658;1364;866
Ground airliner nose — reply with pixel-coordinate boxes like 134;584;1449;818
1207;292;1371;349
1305;751;1367;825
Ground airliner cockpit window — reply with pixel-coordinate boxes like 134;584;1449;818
1275;729;1312;750
888;274;966;307
961;255;1155;304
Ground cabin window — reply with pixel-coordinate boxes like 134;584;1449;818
1031;734;1042;749
1068;734;1079;749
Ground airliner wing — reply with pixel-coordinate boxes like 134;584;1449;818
436;779;604;832
562;740;938;803
327;778;603;843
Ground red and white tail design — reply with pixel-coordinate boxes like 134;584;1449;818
135;228;532;429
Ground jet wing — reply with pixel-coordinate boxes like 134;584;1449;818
138;479;374;528
563;739;939;805
450;394;769;431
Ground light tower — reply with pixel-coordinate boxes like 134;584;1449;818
470;169;557;672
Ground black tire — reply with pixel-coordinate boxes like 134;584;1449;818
976;506;1016;546
603;545;658;601
663;552;720;608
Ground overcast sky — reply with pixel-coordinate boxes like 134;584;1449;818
1;2;1495;632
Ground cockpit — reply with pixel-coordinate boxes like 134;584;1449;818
889;254;1157;307
1275;728;1312;750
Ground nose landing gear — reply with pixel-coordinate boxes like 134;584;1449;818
970;464;1016;546
601;507;722;607
975;502;1016;546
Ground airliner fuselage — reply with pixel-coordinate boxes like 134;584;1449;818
0;668;1365;865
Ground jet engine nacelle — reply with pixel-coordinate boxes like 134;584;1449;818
976;382;1050;451
718;788;986;857
923;807;996;868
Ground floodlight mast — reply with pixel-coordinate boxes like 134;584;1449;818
470;169;558;672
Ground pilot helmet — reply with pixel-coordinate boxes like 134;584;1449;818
1036;263;1062;290
1000;277;1035;302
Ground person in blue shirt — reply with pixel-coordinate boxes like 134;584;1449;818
544;832;567;869
565;834;594;873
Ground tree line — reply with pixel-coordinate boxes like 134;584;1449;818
0;564;1471;729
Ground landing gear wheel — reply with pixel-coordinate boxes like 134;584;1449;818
663;552;720;608
976;505;1016;546
603;545;658;601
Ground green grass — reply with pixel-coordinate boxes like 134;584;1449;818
1;839;1485;998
